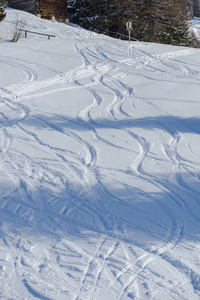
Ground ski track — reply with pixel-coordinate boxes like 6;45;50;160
0;11;200;299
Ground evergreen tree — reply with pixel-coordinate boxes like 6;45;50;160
69;0;136;38
192;0;200;17
0;0;6;23
156;0;190;45
131;0;191;45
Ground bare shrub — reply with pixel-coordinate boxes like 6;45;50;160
12;17;27;42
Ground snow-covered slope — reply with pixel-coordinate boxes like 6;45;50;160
192;17;200;40
0;8;200;300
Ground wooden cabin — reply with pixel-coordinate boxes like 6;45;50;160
8;0;68;20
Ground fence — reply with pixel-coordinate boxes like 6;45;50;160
19;29;55;40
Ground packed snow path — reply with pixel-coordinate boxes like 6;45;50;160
0;9;200;299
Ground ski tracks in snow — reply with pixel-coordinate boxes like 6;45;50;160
0;20;200;299
73;40;200;298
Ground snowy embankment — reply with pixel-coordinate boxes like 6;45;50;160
0;8;200;300
192;17;200;40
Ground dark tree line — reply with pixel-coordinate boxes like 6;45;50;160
1;0;198;46
68;0;192;46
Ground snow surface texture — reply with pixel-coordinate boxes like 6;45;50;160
193;17;200;40
0;8;200;300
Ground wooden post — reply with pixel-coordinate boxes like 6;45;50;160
25;31;27;38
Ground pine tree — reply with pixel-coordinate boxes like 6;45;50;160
0;0;6;23
155;0;191;45
69;0;137;38
192;0;200;17
132;0;191;46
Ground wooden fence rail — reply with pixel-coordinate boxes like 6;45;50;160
19;29;56;40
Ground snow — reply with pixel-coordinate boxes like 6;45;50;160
0;8;200;299
192;17;200;40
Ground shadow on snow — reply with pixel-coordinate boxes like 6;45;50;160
27;114;200;135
